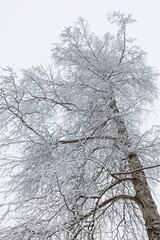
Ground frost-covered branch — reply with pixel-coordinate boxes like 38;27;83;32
0;12;160;240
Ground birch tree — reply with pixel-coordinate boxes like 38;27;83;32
0;12;160;240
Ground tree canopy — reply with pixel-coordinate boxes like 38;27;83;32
0;12;160;240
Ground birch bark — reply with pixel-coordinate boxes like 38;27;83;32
110;97;160;240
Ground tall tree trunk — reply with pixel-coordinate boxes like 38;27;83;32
109;98;160;240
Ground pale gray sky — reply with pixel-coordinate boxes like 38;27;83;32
0;0;160;124
0;0;160;69
0;0;160;225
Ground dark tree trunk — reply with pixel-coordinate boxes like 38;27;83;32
109;97;160;240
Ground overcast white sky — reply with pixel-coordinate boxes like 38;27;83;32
0;0;160;224
0;0;160;124
0;0;160;68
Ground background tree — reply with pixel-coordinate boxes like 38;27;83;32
0;12;160;240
